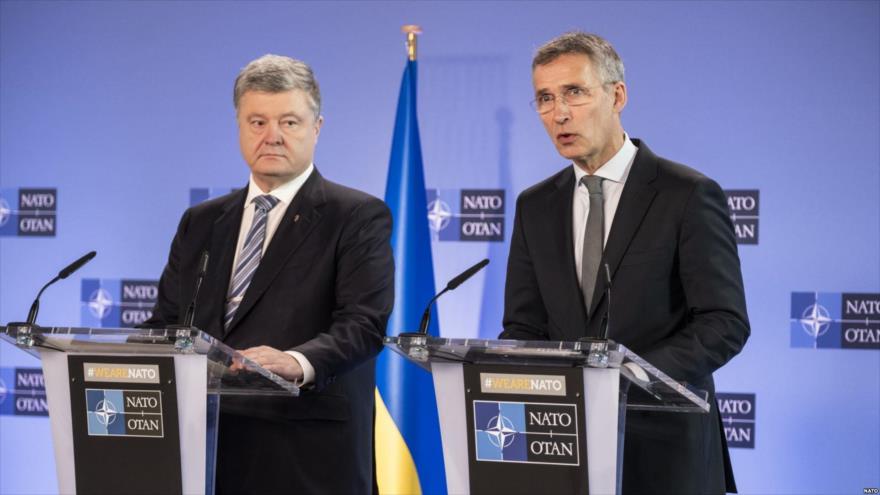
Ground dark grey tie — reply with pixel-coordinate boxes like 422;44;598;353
581;176;604;318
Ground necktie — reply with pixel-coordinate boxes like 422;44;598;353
224;194;280;329
581;176;604;318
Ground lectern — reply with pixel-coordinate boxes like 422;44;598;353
1;324;298;495
384;336;710;495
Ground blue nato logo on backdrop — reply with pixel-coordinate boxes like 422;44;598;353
724;189;759;245
0;188;57;237
716;393;756;448
473;400;579;465
190;188;238;206
0;367;48;416
81;279;159;328
189;188;510;242
790;292;880;349
427;189;506;242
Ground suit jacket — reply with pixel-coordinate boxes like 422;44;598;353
501;140;749;494
145;169;394;494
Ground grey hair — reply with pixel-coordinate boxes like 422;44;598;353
532;32;625;85
233;54;321;117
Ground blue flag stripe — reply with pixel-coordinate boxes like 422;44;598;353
376;59;448;495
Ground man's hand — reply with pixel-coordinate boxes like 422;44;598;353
238;345;304;382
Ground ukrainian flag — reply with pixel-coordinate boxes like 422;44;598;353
375;55;448;495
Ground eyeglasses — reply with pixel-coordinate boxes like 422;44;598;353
530;84;610;114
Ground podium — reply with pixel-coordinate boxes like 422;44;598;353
1;323;299;495
384;335;710;495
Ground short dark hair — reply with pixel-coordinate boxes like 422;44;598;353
532;32;625;84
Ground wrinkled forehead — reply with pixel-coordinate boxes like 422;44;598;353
237;88;319;119
532;53;600;93
238;89;316;117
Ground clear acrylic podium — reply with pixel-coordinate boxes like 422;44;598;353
384;335;710;495
1;323;299;495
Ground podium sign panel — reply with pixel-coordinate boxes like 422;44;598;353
1;324;299;495
464;364;588;494
68;355;182;494
385;336;709;495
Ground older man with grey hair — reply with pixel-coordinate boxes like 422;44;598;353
501;32;749;494
145;54;394;493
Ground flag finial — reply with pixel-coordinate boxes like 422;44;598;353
402;25;422;61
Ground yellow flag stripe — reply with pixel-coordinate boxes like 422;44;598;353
375;388;422;495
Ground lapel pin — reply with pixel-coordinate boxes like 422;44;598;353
294;214;300;223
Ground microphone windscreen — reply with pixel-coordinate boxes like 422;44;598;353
58;251;97;279
447;258;489;290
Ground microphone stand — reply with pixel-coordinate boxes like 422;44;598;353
578;263;614;367
399;258;490;339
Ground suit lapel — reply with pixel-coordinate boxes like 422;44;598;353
545;168;589;340
223;171;327;335
590;141;658;316
199;188;247;339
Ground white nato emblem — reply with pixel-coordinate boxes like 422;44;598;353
800;303;832;339
94;398;118;426
485;414;517;448
0;198;11;227
88;288;114;319
0;377;7;405
427;198;452;232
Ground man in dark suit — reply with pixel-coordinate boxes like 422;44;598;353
501;32;750;494
144;54;394;494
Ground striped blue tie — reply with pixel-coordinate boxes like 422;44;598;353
224;194;280;329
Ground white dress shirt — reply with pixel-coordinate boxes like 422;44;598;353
572;134;638;289
230;164;315;386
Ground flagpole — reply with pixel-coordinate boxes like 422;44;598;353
375;24;448;495
402;25;422;61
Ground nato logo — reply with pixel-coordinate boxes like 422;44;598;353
86;389;164;437
473;400;579;466
190;187;237;206
724;190;759;244
81;279;159;328
0;368;13;416
0;197;11;229
427;189;505;242
791;292;880;349
0;367;49;416
0;188;57;237
716;393;755;448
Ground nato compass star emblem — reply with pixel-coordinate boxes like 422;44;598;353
94;398;118;426
88;288;114;319
0;198;11;227
427;198;452;232
0;377;7;406
800;303;832;339
485;414;517;449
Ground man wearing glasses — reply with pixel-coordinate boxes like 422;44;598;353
501;32;750;493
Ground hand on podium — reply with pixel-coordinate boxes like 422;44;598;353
234;345;304;382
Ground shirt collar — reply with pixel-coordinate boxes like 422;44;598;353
244;163;314;208
572;133;637;186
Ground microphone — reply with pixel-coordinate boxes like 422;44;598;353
446;258;489;291
579;263;613;367
401;258;489;337
180;251;209;328
15;251;97;326
598;263;612;340
578;262;613;345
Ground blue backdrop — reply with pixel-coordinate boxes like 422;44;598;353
1;1;878;494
